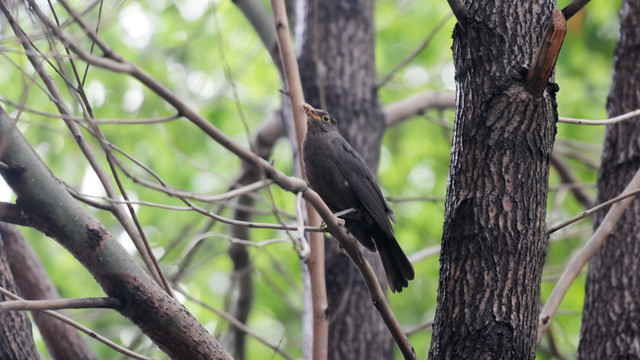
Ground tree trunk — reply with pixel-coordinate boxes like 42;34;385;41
1;224;97;360
428;2;557;359
296;0;393;358
0;231;38;359
578;1;640;358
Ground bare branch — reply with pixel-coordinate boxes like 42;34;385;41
384;91;455;127
446;0;468;24
407;244;441;264
0;202;29;226
0;296;121;313
550;152;594;209
178;287;296;360
561;0;591;21
548;186;640;234
378;14;453;88
559;108;640;125
233;0;283;76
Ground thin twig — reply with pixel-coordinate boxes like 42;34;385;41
0;297;121;313
550;152;593;209
295;192;311;259
177;287;296;360
548;186;640;233
378;14;453;88
559;108;640;125
407;244;441;264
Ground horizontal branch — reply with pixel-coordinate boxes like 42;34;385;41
0;297;121;313
559;108;640;125
384;91;455;127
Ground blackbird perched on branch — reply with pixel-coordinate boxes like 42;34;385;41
302;103;414;292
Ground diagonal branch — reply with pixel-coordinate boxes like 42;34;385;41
561;0;590;21
537;164;640;343
446;0;468;24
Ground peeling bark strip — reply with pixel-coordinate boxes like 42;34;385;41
429;2;557;359
0;109;232;359
578;0;640;358
525;9;567;97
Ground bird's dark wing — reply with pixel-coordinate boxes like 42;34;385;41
332;137;395;240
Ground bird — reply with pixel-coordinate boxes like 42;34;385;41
301;103;414;292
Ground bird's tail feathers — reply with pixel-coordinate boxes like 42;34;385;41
379;237;414;293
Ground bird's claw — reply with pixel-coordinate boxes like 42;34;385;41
320;218;345;229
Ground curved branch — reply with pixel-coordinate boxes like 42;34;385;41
384;91;455;127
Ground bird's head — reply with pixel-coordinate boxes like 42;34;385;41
303;103;338;134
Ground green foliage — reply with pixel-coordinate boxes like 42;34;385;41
0;0;622;358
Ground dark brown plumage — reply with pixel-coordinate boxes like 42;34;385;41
301;103;414;292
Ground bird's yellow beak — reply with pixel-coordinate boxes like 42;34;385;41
303;103;321;121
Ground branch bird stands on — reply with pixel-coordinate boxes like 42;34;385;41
301;103;414;292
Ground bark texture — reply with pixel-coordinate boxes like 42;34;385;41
296;0;393;357
0;231;38;359
1;223;97;360
429;2;557;359
578;1;640;358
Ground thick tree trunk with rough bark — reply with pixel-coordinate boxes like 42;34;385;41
296;0;393;358
428;2;557;359
578;1;640;358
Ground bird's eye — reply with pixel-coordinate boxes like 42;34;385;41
322;115;330;122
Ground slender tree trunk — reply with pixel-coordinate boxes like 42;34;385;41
0;231;38;359
429;2;557;358
296;0;393;357
1;224;97;360
578;1;640;358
